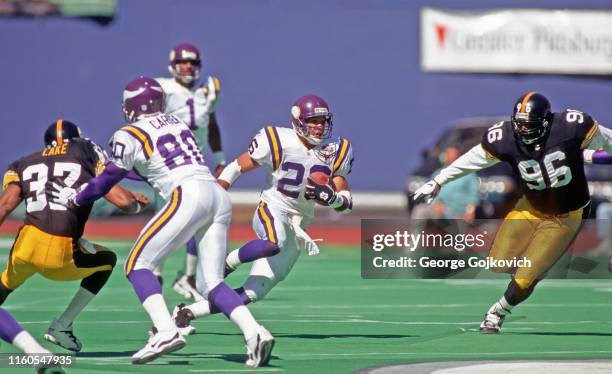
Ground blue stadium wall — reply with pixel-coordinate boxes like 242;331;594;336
2;0;611;191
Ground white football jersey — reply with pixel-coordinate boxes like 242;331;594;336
156;76;220;141
109;113;215;199
249;126;353;218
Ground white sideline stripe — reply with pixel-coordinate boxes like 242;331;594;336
17;319;612;326
9;302;612;312
227;189;405;208
72;352;612;366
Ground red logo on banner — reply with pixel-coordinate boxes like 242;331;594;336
435;24;448;48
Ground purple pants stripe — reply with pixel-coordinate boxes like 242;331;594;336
0;308;24;343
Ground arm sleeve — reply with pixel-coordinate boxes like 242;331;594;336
433;144;500;186
584;124;612;155
75;163;129;206
248;128;273;167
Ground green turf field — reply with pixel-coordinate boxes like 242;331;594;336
1;239;611;373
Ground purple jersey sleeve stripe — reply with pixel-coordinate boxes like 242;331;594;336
264;126;282;170
333;138;350;173
121;125;154;160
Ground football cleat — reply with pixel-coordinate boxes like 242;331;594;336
131;329;186;364
245;325;275;367
172;271;204;301
44;319;82;352
224;262;237;278
172;303;197;336
479;310;507;334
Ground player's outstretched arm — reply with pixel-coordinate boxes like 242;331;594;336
585;124;612;156
75;163;129;207
413;144;498;204
217;152;260;190
0;184;22;226
105;184;149;214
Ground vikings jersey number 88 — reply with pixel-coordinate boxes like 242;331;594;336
249;126;353;218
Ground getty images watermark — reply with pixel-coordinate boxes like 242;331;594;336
361;219;612;279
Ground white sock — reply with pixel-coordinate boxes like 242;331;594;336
225;248;242;270
490;296;513;316
185;253;197;277
58;288;95;327
12;331;48;354
142;294;174;332
229;305;259;339
188;300;212;318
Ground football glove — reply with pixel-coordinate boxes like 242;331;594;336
50;182;83;209
304;178;336;205
412;180;441;204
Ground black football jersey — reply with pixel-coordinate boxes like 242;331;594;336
481;110;597;215
2;139;107;238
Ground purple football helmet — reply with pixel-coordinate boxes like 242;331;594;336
122;76;165;122
290;94;333;146
168;43;201;84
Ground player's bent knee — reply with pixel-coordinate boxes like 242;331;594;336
514;277;534;290
74;249;117;270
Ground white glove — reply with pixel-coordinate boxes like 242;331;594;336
412;180;441;204
583;149;595;164
290;215;322;256
50;182;84;208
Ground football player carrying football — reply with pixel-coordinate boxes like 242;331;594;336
413;92;612;334
0;120;147;353
171;94;354;336
61;77;274;366
156;43;225;300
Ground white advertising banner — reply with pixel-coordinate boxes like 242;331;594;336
421;8;612;74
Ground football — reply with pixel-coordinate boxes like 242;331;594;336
308;171;330;185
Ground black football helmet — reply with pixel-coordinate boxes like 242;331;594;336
511;92;552;145
44;119;82;147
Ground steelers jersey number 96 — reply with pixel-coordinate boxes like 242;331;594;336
517;150;572;191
